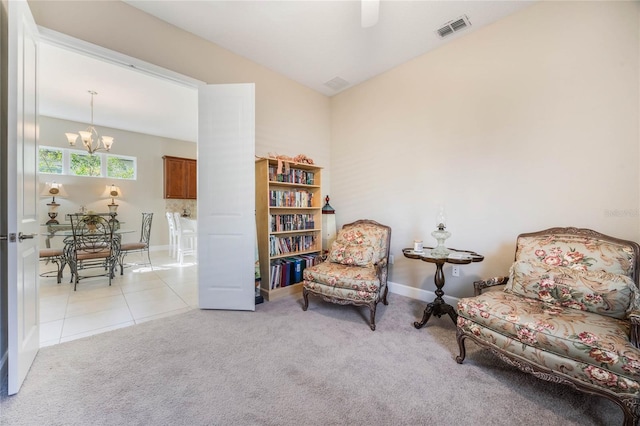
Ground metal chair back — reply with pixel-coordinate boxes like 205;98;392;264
66;214;119;290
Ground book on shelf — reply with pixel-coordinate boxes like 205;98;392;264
286;257;303;283
270;213;315;232
268;253;321;289
269;234;317;257
269;189;314;208
268;165;315;185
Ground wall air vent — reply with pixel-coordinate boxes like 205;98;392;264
437;15;472;38
324;77;350;91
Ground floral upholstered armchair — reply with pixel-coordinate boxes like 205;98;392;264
456;227;640;425
302;219;391;330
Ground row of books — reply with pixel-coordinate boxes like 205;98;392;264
270;214;316;232
268;166;315;185
269;189;314;208
270;254;322;289
269;234;317;256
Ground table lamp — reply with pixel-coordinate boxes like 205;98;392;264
322;195;336;253
106;184;120;223
430;206;451;258
40;182;67;224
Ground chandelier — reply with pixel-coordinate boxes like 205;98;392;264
65;90;114;155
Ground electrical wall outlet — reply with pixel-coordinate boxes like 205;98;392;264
389;254;394;265
452;266;460;277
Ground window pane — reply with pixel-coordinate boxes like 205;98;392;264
38;146;63;174
107;155;135;179
70;152;102;177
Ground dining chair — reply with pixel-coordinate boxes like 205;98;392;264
166;212;178;258
39;248;65;284
65;213;120;291
174;212;197;264
118;212;153;274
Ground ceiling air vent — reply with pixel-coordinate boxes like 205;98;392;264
324;77;350;91
437;15;472;38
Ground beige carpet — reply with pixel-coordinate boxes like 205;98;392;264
1;293;622;425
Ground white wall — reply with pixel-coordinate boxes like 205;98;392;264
29;0;640;301
28;0;332;191
38;115;197;250
330;1;640;298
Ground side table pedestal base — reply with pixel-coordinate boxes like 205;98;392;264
413;299;458;329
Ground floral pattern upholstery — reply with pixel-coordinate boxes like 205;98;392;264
302;219;391;330
458;292;640;393
332;222;390;265
505;260;640;319
456;228;640;423
515;233;636;276
328;241;375;267
304;258;385;304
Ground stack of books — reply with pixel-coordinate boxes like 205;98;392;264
268;165;315;185
269;234;317;256
269;254;321;289
270;214;315;232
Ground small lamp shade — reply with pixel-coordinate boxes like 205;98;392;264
101;136;114;150
78;130;92;147
102;184;121;201
40;182;68;200
65;132;78;146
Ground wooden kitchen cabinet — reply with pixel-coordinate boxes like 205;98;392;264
163;156;197;199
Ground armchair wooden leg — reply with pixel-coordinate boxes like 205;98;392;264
302;287;309;311
369;302;377;331
382;285;389;305
456;329;467;364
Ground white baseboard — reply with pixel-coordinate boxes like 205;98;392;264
387;280;460;306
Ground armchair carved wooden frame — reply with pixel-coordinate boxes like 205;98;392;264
456;227;640;425
302;219;391;330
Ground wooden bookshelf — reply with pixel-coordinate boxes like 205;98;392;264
255;158;323;301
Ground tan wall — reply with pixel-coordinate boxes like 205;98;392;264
330;1;640;297
38;115;197;250
28;0;332;192
29;1;640;299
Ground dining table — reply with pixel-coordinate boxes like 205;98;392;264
41;221;128;248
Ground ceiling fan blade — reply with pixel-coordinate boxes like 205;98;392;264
361;0;379;28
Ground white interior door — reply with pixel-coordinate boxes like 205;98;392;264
7;0;40;395
197;84;255;311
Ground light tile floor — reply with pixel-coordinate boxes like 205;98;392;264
39;249;198;347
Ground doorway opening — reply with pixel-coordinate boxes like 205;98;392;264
37;30;201;346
